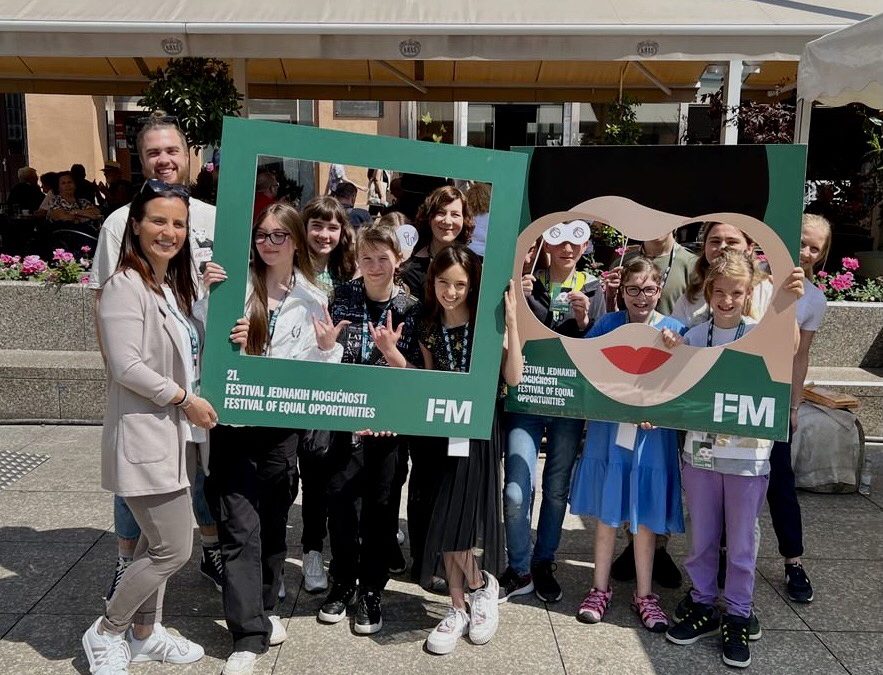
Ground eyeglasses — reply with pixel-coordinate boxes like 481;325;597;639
140;178;190;200
623;285;660;297
254;231;291;245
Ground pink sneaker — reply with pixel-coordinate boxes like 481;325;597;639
576;587;612;624
632;591;670;633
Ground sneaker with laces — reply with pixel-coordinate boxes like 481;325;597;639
318;581;358;624
268;615;287;646
426;606;469;655
666;601;720;645
652;547;683;589
354;590;383;634
721;613;751;668
632;591;670;633
82;617;131;674
200;544;224;592
303;550;328;593
105;556;132;602
610;542;637;582
128;623;204;664
576;587;612;624
675;589;761;641
784;562;814;603
468;571;500;645
531;560;562;602
222;650;257;675
497;567;534;603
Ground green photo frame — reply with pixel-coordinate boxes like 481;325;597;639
201;118;527;439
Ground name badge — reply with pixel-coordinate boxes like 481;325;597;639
615;423;637;451
448;437;470;458
691;441;715;470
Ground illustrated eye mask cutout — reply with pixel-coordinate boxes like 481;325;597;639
512;196;797;407
542;220;591;246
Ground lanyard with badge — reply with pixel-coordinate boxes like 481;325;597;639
264;275;295;357
706;318;745;347
642;244;676;290
165;296;200;393
546;269;578;321
360;290;396;364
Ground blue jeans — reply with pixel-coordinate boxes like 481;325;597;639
503;412;585;575
114;465;214;541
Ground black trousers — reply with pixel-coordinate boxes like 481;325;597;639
767;429;804;559
326;432;401;592
405;436;448;579
207;425;300;654
299;429;332;554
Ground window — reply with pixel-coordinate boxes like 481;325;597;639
333;101;384;119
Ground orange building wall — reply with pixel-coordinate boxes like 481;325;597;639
25;94;107;184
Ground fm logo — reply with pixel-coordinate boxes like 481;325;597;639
713;393;775;428
426;398;473;424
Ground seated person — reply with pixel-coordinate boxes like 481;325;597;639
47;171;102;223
333;181;372;228
8;167;45;214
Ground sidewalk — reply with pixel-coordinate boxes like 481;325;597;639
0;424;880;674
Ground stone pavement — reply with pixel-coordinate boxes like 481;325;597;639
0;424;881;675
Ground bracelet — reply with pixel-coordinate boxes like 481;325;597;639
174;391;189;408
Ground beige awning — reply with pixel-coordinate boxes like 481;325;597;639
0;1;871;101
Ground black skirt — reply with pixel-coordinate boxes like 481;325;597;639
419;406;505;586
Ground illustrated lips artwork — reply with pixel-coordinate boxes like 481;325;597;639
601;346;672;375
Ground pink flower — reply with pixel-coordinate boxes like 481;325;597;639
816;283;826;291
756;253;768;262
0;253;14;265
80;245;92;254
817;270;828;278
615;246;628;256
830;273;854;292
21;255;47;276
52;248;74;263
80;274;90;285
842;257;859;271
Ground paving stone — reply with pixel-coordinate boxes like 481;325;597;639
757;558;883;633
0;613;95;674
0;425;45;452
0;491;111;543
0;613;21;636
817;631;883;675
0;541;91;613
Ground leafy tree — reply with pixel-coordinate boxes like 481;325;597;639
139;58;242;149
603;97;641;145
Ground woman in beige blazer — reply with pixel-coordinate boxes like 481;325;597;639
83;180;223;674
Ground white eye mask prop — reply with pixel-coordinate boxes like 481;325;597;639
541;220;591;246
396;224;419;259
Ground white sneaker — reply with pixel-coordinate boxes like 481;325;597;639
127;623;204;664
426;606;469;655
468;571;500;645
82;618;130;674
269;615;287;646
303;550;328;593
222;650;257;675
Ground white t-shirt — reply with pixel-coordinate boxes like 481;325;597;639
797;278;827;332
469;212;489;258
161;285;206;444
89;198;216;290
670;278;773;329
682;317;773;476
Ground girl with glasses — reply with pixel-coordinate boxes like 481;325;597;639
202;203;345;675
570;256;686;632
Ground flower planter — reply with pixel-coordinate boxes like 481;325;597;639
0;280;98;352
809;301;883;369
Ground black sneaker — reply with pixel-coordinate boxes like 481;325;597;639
497;566;534;603
318;581;358;624
784;563;814;603
531;561;562;603
652;547;682;588
354;590;383;634
676;590;761;642
610;542;637;582
666;601;720;645
200;544;224;592
388;543;408;576
106;555;132;601
721;613;751;668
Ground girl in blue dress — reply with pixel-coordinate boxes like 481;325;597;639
570;256;685;632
